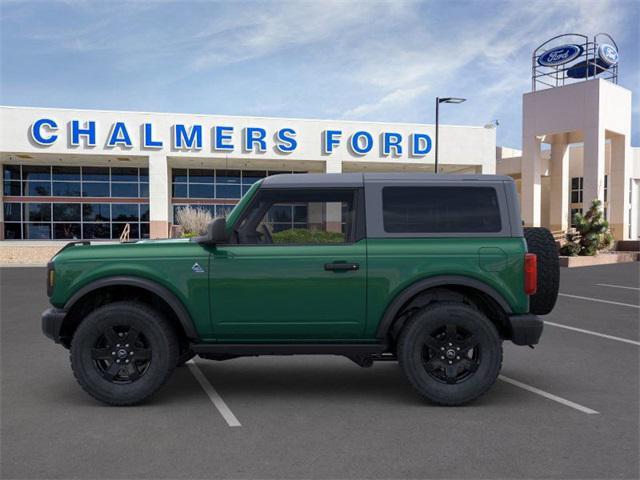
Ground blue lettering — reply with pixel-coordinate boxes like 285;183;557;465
244;127;267;152
107;122;132;148
323;130;342;154
275;128;297;153
411;133;432;156
383;132;403;156
350;131;373;155
214;126;234;151
71;120;96;147
173;124;203;149
143;123;163;148
30;118;58;145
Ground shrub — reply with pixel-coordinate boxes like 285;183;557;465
271;228;345;244
175;206;213;237
559;199;613;256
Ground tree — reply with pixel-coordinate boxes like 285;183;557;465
560;199;613;256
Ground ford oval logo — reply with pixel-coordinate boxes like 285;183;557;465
598;44;618;66
538;44;583;67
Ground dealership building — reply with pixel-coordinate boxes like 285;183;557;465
0;34;638;244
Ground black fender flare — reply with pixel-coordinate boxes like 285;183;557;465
64;276;199;340
375;275;513;340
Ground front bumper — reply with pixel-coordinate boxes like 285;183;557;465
42;307;67;344
508;313;543;346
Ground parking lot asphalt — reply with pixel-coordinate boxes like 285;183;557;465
1;263;639;479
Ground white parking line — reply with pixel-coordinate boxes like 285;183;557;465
545;321;640;346
559;293;640;309
187;360;241;427
596;283;640;291
499;375;599;415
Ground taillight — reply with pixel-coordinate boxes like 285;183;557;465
524;253;537;295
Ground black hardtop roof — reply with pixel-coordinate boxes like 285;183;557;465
261;172;513;188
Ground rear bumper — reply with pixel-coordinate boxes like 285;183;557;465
508;313;543;346
41;307;67;344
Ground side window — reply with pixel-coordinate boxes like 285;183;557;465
237;189;357;245
382;186;502;233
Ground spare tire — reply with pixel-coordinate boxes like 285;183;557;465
524;227;559;315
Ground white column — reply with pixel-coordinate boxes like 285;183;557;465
324;159;343;232
521;135;543;227
582;126;606;211
148;153;170;239
325;159;342;174
549;134;570;232
609;134;631;240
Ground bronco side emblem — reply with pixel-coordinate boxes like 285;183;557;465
191;262;205;273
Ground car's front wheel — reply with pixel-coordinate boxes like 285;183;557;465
70;301;179;406
398;301;502;405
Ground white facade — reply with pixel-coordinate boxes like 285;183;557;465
497;79;639;240
0;106;496;240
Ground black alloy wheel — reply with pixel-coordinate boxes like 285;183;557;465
422;323;480;385
91;326;152;383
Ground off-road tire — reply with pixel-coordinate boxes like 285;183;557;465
70;301;179;406
524;227;560;315
398;302;502;405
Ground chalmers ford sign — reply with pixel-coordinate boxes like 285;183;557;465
29;118;434;157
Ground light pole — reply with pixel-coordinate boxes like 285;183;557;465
435;97;466;173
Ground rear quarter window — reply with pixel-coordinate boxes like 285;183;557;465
382;186;502;233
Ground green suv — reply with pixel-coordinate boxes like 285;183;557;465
42;173;559;406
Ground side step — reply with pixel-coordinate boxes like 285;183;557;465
190;343;392;367
191;343;387;356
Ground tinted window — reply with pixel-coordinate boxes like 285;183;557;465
82;167;109;182
111;183;138;197
112;204;139;221
52;166;80;181
382;186;501;233
3;181;21;196
53;203;81;221
3;165;21;181
52;182;81;197
82;182;109;197
110;167;138;181
4;203;21;221
25;181;51;196
83;203;110;221
23;165;50;181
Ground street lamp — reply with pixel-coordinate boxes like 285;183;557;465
435;97;466;173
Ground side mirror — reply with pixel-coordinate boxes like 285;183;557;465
200;217;228;244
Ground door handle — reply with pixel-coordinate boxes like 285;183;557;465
324;262;359;272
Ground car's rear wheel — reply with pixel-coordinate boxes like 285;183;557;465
398;301;502;405
70;301;179;405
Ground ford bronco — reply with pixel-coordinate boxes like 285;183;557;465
42;173;559;406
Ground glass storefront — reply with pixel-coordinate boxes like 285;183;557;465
171;168;305;222
2;164;149;239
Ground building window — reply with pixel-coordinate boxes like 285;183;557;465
570;177;583;203
2;164;149;240
170;168;305;224
2;165;149;199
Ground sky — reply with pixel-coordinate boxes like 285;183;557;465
1;0;638;149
